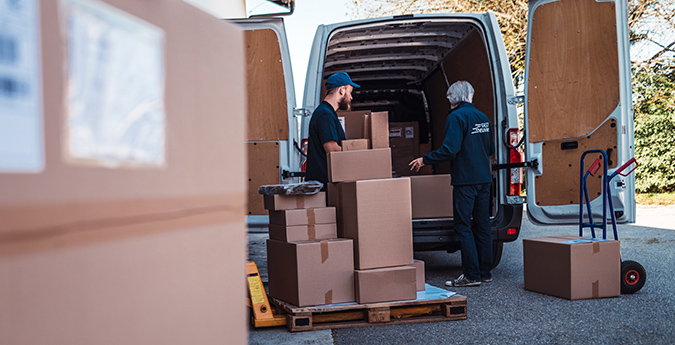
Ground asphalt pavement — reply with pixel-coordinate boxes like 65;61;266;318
249;206;675;344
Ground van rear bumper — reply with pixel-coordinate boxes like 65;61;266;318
412;204;523;251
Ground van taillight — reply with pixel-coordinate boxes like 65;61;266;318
301;139;308;172
508;129;523;196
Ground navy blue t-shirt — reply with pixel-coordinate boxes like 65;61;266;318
305;101;346;185
423;102;495;186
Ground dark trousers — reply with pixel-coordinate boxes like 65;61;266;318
453;183;492;281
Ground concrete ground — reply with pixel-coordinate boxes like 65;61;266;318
248;205;675;344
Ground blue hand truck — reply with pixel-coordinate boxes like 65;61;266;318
579;149;645;294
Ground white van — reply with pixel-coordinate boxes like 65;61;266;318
236;0;635;267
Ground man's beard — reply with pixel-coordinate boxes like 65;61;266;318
338;95;351;111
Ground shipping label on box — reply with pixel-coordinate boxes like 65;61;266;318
327;148;392;183
336;178;413;269
268;207;336;226
355;265;417;304
268;223;337;242
263;192;326;211
267;239;355;307
410;175;453;219
523;236;621;300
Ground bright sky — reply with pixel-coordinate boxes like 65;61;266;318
247;0;351;105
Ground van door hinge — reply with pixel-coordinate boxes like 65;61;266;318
293;108;310;117
507;96;525;105
492;159;538;171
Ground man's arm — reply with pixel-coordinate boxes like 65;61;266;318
323;141;342;153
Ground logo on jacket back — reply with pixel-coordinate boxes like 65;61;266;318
471;122;490;135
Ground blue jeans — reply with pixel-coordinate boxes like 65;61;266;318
453;183;492;281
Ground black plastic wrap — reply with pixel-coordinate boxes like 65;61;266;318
257;181;324;196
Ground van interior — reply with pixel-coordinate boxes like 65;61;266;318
322;18;499;214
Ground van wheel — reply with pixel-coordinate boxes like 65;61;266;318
621;260;646;294
492;242;503;268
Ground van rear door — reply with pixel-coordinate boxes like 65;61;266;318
231;18;301;217
524;0;635;225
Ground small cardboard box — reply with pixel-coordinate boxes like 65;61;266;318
342;139;370;151
355;266;417;304
409;175;453;219
413;260;426;291
263;192;326;211
523;236;621;300
267;239;356;307
331;178;413;269
268;207;336;226
337;110;389;149
268;223;337;242
327;148;392;183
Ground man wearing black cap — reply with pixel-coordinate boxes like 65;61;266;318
305;72;360;188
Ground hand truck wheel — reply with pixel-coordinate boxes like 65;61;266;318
620;260;646;294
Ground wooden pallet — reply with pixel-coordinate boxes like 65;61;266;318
271;293;467;332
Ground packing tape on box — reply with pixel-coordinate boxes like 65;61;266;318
593;242;600;254
321;240;329;263
592;280;599;298
324;290;333;304
296;196;305;209
307;224;316;240
307;209;316;225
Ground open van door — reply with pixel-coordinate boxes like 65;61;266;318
524;0;635;225
230;18;302;217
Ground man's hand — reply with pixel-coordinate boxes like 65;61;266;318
409;157;425;172
323;141;342;153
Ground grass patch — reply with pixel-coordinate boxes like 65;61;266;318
636;192;675;205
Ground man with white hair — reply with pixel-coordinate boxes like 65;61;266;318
409;80;495;287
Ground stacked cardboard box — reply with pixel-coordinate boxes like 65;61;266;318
390;122;420;177
326;114;421;304
409;174;454;219
264;192;356;307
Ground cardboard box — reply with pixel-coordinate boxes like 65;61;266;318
413;260;426;291
390;122;419;177
409;175;453;219
355;266;417;304
268;223;337;242
332;178;413;269
342;139;370;151
0;1;247;344
337;110;370;139
369;112;390;149
263;192;326;211
268;207;336;226
523;236;621;300
267;239;356;307
327;149;392;183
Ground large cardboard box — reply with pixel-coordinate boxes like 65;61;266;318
355;266;417;304
331;178;413;269
337;110;389;148
327;149;392;183
413;259;426;291
409;175;453;219
267;239;356;307
0;1;247;344
523;236;621;300
268;207;336;226
268;223;337;242
264;192;326;211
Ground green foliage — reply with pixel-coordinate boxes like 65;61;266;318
633;65;675;193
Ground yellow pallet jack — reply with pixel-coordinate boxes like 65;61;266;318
246;261;286;327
